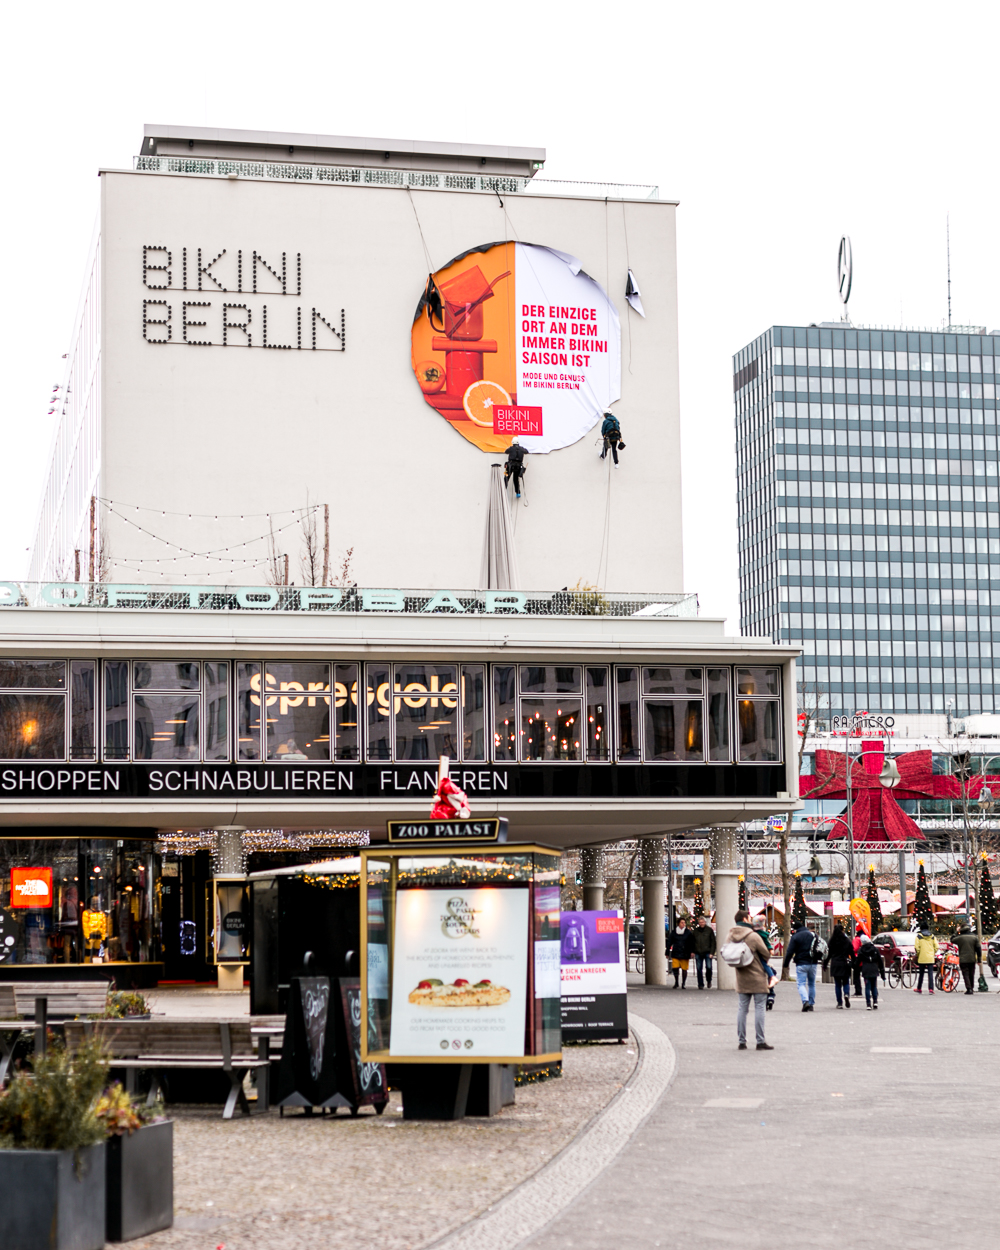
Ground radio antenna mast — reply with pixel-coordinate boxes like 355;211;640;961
947;213;952;329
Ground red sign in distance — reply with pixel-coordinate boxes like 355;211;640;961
11;866;53;908
594;917;624;933
493;406;543;436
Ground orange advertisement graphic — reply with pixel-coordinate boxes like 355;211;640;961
412;242;518;455
11;866;53;908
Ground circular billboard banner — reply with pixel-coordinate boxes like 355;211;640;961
411;241;621;454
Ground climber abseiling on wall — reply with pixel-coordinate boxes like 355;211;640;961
599;410;625;466
504;436;527;499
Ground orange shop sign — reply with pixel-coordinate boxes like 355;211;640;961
11;867;53;908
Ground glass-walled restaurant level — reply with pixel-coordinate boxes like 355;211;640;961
0;659;783;766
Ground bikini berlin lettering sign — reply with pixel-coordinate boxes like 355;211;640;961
412;241;621;455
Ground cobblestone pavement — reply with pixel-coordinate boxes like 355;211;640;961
131;1039;637;1250
523;975;1000;1250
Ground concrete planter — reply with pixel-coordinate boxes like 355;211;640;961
106;1120;174;1242
0;1142;106;1250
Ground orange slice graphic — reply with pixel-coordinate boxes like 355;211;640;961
463;380;511;427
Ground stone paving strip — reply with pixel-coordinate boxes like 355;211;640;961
134;1036;640;1250
430;1013;675;1250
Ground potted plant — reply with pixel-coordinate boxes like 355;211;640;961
102;990;151;1020
0;1038;108;1250
96;1083;173;1242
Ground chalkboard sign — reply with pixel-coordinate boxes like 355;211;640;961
338;978;389;1112
276;975;343;1109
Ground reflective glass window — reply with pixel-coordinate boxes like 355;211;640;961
738;699;781;761
706;669;731;761
0;660;66;689
0;693;65;759
616;668;640;761
520;666;582;694
334;663;360;761
203;662;229;761
236;662;262;760
737;667;780;696
70;661;96;761
133;694;199;760
366;665;391;760
642;667;703;695
104;661;129;761
263;662;331;761
520;698;583;761
394;664;459;761
461;664;486;762
643;700;703;761
586;667;609;761
133;662;199;691
492;666;517;761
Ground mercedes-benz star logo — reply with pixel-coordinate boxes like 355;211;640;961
837;236;853;306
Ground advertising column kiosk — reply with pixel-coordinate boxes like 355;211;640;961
360;820;562;1118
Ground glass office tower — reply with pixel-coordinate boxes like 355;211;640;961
734;323;1000;719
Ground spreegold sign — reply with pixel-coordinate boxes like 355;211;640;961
387;818;509;844
140;244;345;352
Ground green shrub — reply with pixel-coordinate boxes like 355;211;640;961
0;1038;108;1151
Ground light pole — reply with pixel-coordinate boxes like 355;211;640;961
974;786;994;947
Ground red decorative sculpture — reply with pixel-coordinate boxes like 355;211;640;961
430;773;471;820
800;739;1000;845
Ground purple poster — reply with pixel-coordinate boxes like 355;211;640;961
560;910;628;1041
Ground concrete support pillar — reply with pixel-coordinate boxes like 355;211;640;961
712;827;740;991
581;847;606;912
640;838;667;986
213;827;246;991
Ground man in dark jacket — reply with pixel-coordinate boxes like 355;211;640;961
504;437;526;498
828;923;854;1009
599;411;624;466
781;919;821;1012
667;917;695;988
692;915;717;989
857;935;886;1009
955;924;982;994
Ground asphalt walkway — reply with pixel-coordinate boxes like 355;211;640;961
524;974;1000;1250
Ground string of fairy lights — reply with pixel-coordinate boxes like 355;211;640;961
99;498;320;577
156;827;371;862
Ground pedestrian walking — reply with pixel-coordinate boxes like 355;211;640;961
721;909;773;1050
828;923;854;1009
913;926;939;994
692;915;716;989
667;916;695;988
851;931;863;999
857;934;885;1009
781;918;823;1011
955;923;982;994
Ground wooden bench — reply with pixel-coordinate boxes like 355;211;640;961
65;1019;271;1119
0;982;110;1084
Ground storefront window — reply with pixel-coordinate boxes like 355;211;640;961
586;667;609;761
462;664;486;761
394;664;459;761
264;662;332;761
0;838;158;966
492;666;517;761
520;698;583;761
204;662;229;760
707;669;731;762
738;699;782;761
134;693;200;759
0;660;66;688
644;700;703;761
521;666;582;694
105;661;129;760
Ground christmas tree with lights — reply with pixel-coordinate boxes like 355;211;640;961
692;877;705;920
866;864;884;933
979;855;999;934
791;872;807;928
738;875;747;911
914;860;933;929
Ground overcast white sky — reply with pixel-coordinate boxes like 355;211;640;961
3;1;1000;629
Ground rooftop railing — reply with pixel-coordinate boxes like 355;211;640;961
0;582;698;619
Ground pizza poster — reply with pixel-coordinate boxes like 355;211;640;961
560;910;628;1041
389;887;530;1058
411;240;621;455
